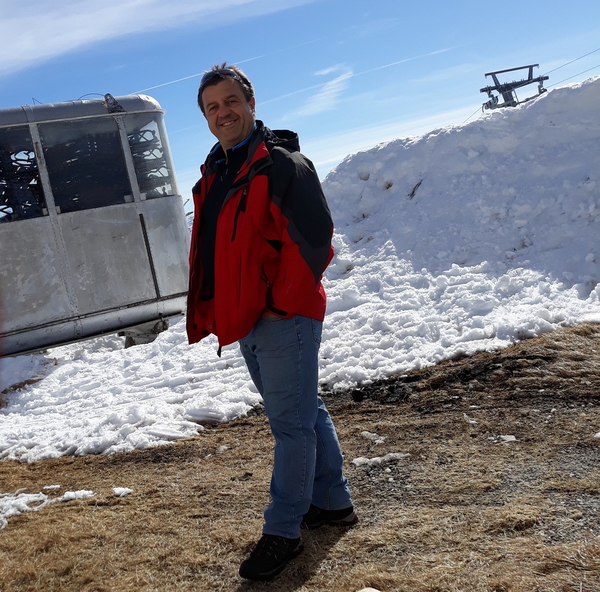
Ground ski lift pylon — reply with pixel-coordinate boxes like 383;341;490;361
480;64;549;111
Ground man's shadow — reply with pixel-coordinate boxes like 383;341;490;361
233;526;352;591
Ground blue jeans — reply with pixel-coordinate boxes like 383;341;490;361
239;315;353;539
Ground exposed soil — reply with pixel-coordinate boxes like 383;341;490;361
1;323;600;591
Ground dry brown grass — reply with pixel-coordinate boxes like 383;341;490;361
1;323;600;591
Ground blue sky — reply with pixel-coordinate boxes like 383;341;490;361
2;0;599;201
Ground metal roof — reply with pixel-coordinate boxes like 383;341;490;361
0;94;163;128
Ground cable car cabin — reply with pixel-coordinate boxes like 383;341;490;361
0;94;189;356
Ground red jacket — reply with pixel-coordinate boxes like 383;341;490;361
186;122;334;348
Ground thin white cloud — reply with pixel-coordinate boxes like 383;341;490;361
133;38;327;94
290;65;353;118
359;48;454;76
409;62;481;85
0;0;318;78
262;47;455;108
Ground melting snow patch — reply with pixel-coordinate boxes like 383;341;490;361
0;491;53;529
361;431;386;444
1;488;97;529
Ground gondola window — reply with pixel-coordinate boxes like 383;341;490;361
0;126;48;222
126;113;176;200
39;117;132;213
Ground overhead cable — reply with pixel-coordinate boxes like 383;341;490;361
463;106;482;123
549;64;600;88
543;47;600;75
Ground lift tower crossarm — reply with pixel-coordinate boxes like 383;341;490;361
480;64;549;110
484;64;540;80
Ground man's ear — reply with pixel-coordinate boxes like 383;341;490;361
249;97;256;114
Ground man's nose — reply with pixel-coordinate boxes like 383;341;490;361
217;103;233;117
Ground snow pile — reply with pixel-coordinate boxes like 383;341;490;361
320;77;600;385
1;76;599;463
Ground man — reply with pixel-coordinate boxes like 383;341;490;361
187;63;356;581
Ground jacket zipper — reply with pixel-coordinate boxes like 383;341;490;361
260;263;271;287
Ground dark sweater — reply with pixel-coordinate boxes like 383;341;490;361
199;129;255;299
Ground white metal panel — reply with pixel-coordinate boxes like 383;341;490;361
0;217;72;331
140;195;190;296
58;203;157;315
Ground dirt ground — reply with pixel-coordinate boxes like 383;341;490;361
1;322;600;592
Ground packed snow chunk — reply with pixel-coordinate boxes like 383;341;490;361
352;452;411;466
361;431;387;444
61;490;95;501
113;488;133;497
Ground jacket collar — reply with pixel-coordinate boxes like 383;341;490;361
202;120;299;176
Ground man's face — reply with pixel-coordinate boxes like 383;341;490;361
201;78;256;151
